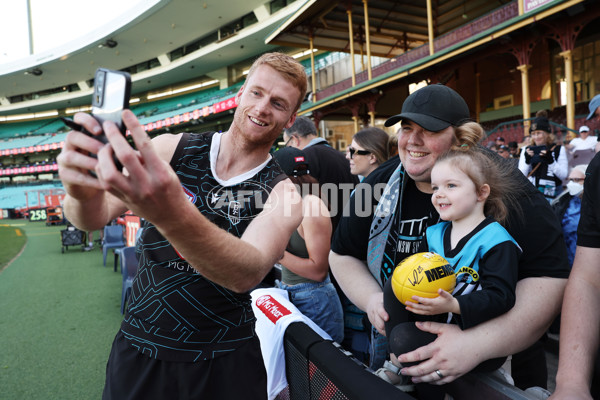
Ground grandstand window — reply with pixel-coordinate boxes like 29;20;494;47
553;38;600;104
149;58;160;69
185;41;201;54
7;84;80;105
123;58;160;74
197;32;219;48
170;48;183;61
241;12;257;28
270;0;290;14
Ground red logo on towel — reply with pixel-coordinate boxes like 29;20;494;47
255;295;291;324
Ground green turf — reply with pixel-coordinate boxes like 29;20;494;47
0;224;27;270
0;220;123;399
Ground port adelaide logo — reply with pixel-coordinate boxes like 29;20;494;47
206;181;275;225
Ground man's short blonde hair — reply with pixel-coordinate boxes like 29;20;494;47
246;52;307;112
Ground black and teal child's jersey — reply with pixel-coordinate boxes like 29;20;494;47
426;217;522;329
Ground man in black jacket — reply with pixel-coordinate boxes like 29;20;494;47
283;116;358;232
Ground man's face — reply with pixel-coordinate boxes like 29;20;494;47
397;119;455;183
497;147;510;159
232;64;300;146
569;169;586;184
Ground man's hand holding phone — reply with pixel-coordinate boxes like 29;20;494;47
59;68;131;175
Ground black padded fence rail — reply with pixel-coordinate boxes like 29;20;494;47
281;322;544;400
282;322;411;400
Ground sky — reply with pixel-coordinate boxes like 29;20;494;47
0;0;143;63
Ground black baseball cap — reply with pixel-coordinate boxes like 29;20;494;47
384;84;470;131
273;147;310;177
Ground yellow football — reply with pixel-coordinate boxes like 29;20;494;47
391;252;456;305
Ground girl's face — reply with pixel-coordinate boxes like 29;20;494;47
531;130;548;146
430;160;483;222
346;139;378;177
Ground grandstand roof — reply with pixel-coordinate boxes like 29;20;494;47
266;0;513;57
0;0;304;116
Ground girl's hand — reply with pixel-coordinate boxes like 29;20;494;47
406;289;459;315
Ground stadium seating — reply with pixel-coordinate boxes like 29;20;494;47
120;246;139;314
102;225;126;267
0;183;64;209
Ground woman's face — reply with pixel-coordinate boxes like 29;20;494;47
346;139;378;177
531;130;548;146
397;120;455;185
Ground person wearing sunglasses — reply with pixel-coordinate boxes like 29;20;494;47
345;127;390;179
551;96;600;400
551;164;588;267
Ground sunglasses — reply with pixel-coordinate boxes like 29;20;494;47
284;135;297;147
347;147;371;159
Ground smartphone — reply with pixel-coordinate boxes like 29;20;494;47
91;67;131;141
60;68;131;172
529;145;547;164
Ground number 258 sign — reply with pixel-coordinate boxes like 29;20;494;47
29;208;47;222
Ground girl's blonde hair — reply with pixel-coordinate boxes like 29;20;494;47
435;147;523;224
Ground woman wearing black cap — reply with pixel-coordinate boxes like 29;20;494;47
330;84;569;392
272;147;344;343
518;110;568;201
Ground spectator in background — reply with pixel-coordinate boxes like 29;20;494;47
84;229;104;251
283;116;358;233
566;125;597;152
283;116;359;360
587;94;600;120
495;136;506;147
388;133;399;158
518;111;568;201
272;147;344;343
508;141;521;159
550;94;600;400
497;144;511;160
346;127;390;180
551;164;588;267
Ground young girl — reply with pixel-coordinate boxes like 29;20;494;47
380;147;524;397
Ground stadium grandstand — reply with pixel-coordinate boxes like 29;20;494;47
1;0;600;398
